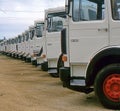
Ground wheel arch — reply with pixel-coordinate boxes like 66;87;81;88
86;46;120;87
57;53;63;71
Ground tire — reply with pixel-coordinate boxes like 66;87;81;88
94;64;120;109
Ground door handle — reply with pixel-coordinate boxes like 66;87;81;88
98;28;108;32
47;43;52;46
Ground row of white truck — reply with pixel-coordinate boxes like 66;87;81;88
0;7;66;77
0;0;120;109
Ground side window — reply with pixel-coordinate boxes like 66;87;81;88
73;0;104;21
47;12;65;32
47;18;52;32
52;17;63;32
36;23;44;38
111;0;120;20
73;0;81;21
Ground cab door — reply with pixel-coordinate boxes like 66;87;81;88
46;12;65;59
69;0;109;63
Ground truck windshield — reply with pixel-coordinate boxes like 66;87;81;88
111;0;120;20
36;23;44;38
47;12;66;32
72;0;104;21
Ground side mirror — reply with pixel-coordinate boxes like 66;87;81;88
65;0;69;14
65;0;71;14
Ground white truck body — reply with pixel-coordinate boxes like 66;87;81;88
21;33;26;59
10;38;17;57
44;7;66;75
6;39;12;55
1;40;6;53
29;26;35;57
17;34;24;58
60;0;120;109
14;37;19;57
31;21;44;65
23;30;30;60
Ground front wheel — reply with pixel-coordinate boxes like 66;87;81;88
94;64;120;109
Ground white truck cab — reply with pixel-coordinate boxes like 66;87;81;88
11;38;17;58
6;39;12;56
7;39;13;56
4;40;8;55
14;37;19;58
25;30;31;62
22;31;27;60
17;34;23;59
28;25;35;62
44;7;66;77
31;20;44;66
0;41;4;53
3;40;7;55
18;34;26;59
0;41;4;54
59;0;120;109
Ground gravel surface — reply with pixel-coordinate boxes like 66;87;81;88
0;54;115;111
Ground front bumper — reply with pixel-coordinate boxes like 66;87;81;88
59;67;93;94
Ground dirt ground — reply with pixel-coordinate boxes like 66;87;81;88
0;54;116;111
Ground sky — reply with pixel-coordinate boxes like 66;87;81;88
0;0;65;39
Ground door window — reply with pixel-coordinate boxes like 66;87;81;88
47;12;66;32
111;0;120;20
72;0;104;21
36;23;44;38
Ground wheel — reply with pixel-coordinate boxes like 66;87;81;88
57;54;64;76
94;64;120;109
